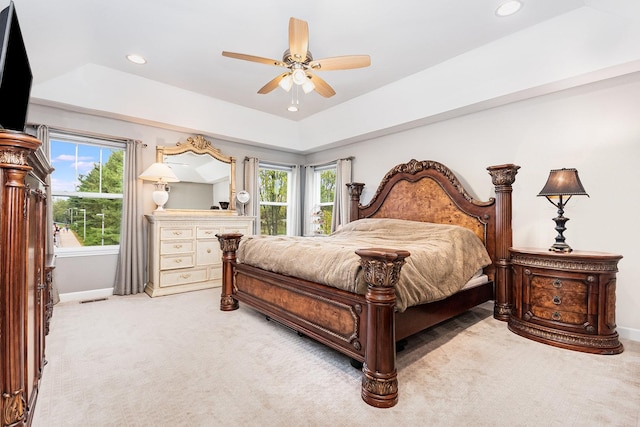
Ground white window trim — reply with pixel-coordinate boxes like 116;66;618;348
305;162;337;236
55;245;120;258
259;162;297;236
49;131;126;254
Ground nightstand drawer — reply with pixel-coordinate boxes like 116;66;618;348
530;307;587;325
530;276;587;313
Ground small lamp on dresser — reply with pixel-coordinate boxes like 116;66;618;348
537;168;589;253
139;162;180;211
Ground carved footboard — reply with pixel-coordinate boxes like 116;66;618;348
216;233;409;408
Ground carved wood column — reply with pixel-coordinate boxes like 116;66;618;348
346;182;364;223
216;233;243;311
0;131;41;427
356;248;410;408
486;164;519;321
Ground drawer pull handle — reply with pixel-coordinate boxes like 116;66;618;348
552;279;562;288
207;249;212;253
180;273;191;279
552;311;561;320
174;259;182;264
205;231;214;235
552;295;561;305
174;244;182;249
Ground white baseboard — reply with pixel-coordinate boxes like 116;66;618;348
617;326;640;343
58;288;114;304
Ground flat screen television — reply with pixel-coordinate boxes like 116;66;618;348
0;1;32;132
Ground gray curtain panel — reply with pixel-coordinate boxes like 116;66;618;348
244;156;260;235
113;140;145;295
36;124;60;304
331;158;352;232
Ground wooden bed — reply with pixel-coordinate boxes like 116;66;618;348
216;159;519;408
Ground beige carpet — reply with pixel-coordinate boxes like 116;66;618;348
32;289;640;426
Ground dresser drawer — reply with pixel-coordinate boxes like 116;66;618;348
161;226;195;240
197;239;220;266
220;223;251;234
197;226;220;239
160;239;194;255
160;253;195;270
160;267;208;287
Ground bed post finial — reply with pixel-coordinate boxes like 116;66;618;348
356;248;410;408
487;164;520;321
347;183;364;223
216;233;243;311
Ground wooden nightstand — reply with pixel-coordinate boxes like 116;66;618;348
508;248;623;354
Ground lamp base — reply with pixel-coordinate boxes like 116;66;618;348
152;183;169;211
549;242;573;253
549;212;573;253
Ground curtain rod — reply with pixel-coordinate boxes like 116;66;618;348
304;156;354;168
28;122;140;145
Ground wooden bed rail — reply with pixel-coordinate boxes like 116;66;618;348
215;233;411;408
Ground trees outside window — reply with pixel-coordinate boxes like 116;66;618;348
307;164;336;235
311;167;336;234
259;165;293;235
49;134;125;250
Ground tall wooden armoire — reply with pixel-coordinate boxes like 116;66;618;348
0;130;54;427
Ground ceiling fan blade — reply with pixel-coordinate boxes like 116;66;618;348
258;73;289;94
288;17;309;62
309;55;371;71
222;51;286;67
307;72;336;98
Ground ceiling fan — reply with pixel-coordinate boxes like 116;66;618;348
222;17;371;98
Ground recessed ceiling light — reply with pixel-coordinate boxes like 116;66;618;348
495;0;523;17
126;54;147;65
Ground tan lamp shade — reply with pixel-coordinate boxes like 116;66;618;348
537;168;588;197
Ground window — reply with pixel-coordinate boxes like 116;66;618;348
49;132;125;253
259;163;295;235
308;164;336;235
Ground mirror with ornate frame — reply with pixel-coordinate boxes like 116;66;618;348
157;135;236;211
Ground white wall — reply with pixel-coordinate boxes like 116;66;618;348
307;72;640;337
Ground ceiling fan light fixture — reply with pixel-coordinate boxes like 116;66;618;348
279;74;293;92
287;103;299;112
292;68;307;85
302;79;315;94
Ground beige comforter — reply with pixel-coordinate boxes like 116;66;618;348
237;218;492;312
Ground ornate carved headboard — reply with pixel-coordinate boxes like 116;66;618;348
347;159;519;318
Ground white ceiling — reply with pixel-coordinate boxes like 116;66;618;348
10;0;640;152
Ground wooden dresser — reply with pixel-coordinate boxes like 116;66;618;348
509;247;623;354
145;211;254;297
0;130;54;426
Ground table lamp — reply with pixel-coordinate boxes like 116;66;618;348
537;168;589;253
139;162;179;211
